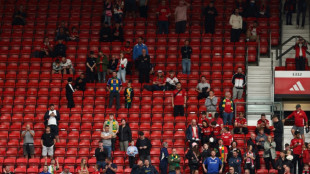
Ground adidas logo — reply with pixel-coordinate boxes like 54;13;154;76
289;81;305;91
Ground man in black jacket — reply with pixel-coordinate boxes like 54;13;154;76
66;77;75;108
131;160;144;174
74;73;87;91
118;119;132;151
137;49;151;83
181;40;192;75
232;67;246;100
100;22;111;42
136;131;152;163
95;141;108;171
204;2;218;34
44;104;60;142
53;39;66;57
272;115;283;151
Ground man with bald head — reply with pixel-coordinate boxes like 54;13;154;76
22;124;35;159
131;160;144;174
186;119;202;147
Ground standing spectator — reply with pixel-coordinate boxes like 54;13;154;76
95;142;108;171
235;0;246;16
284;0;294;25
201;120;212;145
103;0;113;25
156;0;171;34
77;158;89;174
41;126;56;160
159;142;169;174
40;165;51;174
86;51;97;83
181;40;193;75
234;112;248;134
12;5;27;25
52;59;61;74
186;119;202;146
244;0;259;17
232;67;246;100
272;115;283;151
219;92;235;126
53;39;66;57
264;136;276;170
222;127;233;149
145;70;166;91
256;113;271;134
66;77;75;108
217;139;229;166
103;158;117;174
100;22;112;42
104;114;119;152
258;0;270;18
68;27;79;41
294;38;308;70
228;142;243;162
204;2;218;34
113;0;124;23
203;150;223;174
196;76;211;100
201;143;212;162
229;9;243;42
246;21;260;42
22;124;35;159
133;37;148;67
247;133;260;169
101;125;112;158
124;0;136;18
199;111;209;127
136;49;151;83
107;71;122;110
256;128;267;150
303;164;310;174
165;71;179;90
117;52;128;83
122;41;133;75
39;37;54;58
186;143;201;173
210;121;222;147
276;151;288;174
172;82;187;117
136;131;152;163
138;0;148;18
174;0;190;34
124;81;134;109
108;55;119;74
229;151;242;174
244;145;256;174
118;119;132;151
127;140;138;168
143;159;158;174
296;0;307;29
112;23;124;42
290;131;304;174
75;73;87;91
168;148;181;173
44;104;60;142
55;21;69;41
205;90;218;118
303;144;310;166
96;51;109;83
60;57;73;75
131;160;144;173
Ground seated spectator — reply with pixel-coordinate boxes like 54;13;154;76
38;37;54;58
103;157;117;174
159;142;169;174
303;164;309;174
276;151;287;174
44;104;60;142
52;58;61;74
74;73;87;91
210;121;222;143
60;167;72;174
244;0;259;17
156;0;171;34
172;82;187;117
244;145;256;174
203;150;223;174
68;27;79;41
201;143;211;162
117;52;127;83
124;81;134;109
103;0;113;25
168;148;181;173
136;131;152;163
131;160;144;173
256;128;267;150
144;70;166;91
201;120;212;145
235;0;246;16
221;127;233;148
198;111;209;127
264;136;276;170
205;90;218;118
258;0;270;18
229;9;243;42
229;150;242;174
97;51;109;83
60;57;73;75
186;119;202;146
186;142;201;173
234;112;249;134
143;159;158;174
256;113;271;134
294;37;308;71
127;140;138;168
22;124;35;159
53;39;66;57
228;141;243;162
219;92;235;126
227;166;239;174
113;0;124;23
55;21;69;40
86;51;97;83
196;76;210;100
165;71;179;90
100;22;112;42
46;158;60;174
210;113;224;128
40;165;51;174
107;72;122;110
112;23;124;42
12;5;26;25
41;126;56;160
216;139;228;164
77;158;89;174
137;49;151;83
204;2;218;34
108;55;119;74
247;133;260;169
246;21;260;42
175;167;181;174
95;142;108;171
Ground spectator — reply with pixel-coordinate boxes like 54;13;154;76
46;158;59;174
40;165;51;174
181;40;193;75
55;21;69;41
226;166;239;174
124;81;134;109
60;167;72;174
77;158;89;174
186;142;201;173
284;0;294;25
143;159;158;174
297;0;306;29
210;113;224;128
53;39;66;57
103;157;117;174
44;104;60;142
156;0;171;34
118;119;132;151
113;0;124;23
41;126;56;160
138;0;148;18
229;150;242;174
205;90;218;118
284;165;292;174
107;71;122;110
133;37;148;67
174;0;190;34
256;113;271;134
136;131;152;163
285;150;294;173
94;52;109;82
12;5;26;25
204;2;218;34
217;139;228;165
246;21;260;42
103;0;113;25
165;71;179;90
68;27;79;41
112;23;124;42
100;22;112;42
272;115;283;151
39;37;54;58
124;0;136;18
258;0;270;18
228;141;242;162
60;57;73;75
145;70;166;91
235;0;246;16
294;38;308;71
131;160;144;173
244;145;256;174
229;9;243;42
127;140;138;168
172;82;187;117
95;142;108;171
201;143;212;162
244;0;259;17
101;125;113;158
201;120;212;145
219;92;235;125
256;128;267;150
203;150;223;174
290;131;304;174
117;52;127;83
168;148;181;173
108;55;119;74
303;164;310;173
264;136;276;170
52;58;61;74
247;133;260;169
234;112;248;134
137;49;151;83
186;119;202;146
276;151;288;174
222;127;233;149
74;73;87;91
22;124;35;159
121;41;133;75
66;77;75;108
232;67;246;100
198;111;209;127
104;114;119;151
86;51;97;83
174;167;181;174
303;143;310;166
210;121;222;148
196;76;211;100
159;142;169;174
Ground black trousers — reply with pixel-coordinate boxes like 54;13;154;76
264;157;276;170
198;92;209;100
231;29;242;42
274;136;283;151
233;127;249;134
86;69;96;83
295;57;306;70
175;20;186;34
205;19;215;34
126;62;132;75
138;69;150;83
109;91;120;110
129;156;135;168
286;11;293;25
66;94;75;108
173;105;184;116
111;138;116;151
293;154;303;174
139;5;148;18
297;9;306;27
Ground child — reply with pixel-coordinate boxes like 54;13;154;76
303;164;309;174
124;81;134;109
93;164;100;174
127;140;138;168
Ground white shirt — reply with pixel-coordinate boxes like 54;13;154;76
229;14;243;29
119;58;128;68
60;59;72;69
166;76;179;86
48;110;57;125
299;45;303;57
192;126;197;138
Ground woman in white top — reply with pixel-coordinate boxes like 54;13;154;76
117;52;128;83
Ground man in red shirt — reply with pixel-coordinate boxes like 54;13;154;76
145;70;166;91
210;113;224;128
210;121;222;138
221;127;233;148
121;41;133;75
219;92;234;125
283;104;308;141
290;131;304;174
198;111;209;127
256;113;271;134
172;82;187;117
234;112;248;134
156;0;171;34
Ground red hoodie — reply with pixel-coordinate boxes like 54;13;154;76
287;110;308;127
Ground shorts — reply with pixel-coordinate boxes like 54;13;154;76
42;145;54;156
174;105;184;116
23;144;35;156
292;125;304;135
49;125;59;136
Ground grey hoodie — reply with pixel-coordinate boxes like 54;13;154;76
205;96;218;112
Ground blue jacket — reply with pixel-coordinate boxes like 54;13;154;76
203;157;222;174
159;147;169;166
228;156;242;174
186;125;202;141
133;43;148;61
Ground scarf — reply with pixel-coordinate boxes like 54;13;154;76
126;88;133;103
171;155;180;167
192;126;198;139
221;98;233;111
219;146;225;162
246;152;254;167
107;119;117;133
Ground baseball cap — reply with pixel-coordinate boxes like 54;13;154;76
158;70;163;73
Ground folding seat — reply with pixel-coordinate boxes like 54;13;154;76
69;122;81;131
67;139;79;147
6;148;19;156
54;148;66;156
16;157;28;167
34;122;45;131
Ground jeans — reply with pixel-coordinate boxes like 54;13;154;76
98;71;107;83
158;21;169;34
182;59;191;75
105;16;111;26
223;112;233;125
96;161;106;171
103;145;111;157
117;68;126;83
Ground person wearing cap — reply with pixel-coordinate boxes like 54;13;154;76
272;115;283;151
136;131;152;163
86;51;97;83
186;142;201;173
107;71;122;110
65;77;75;108
172;82;187;117
256;113;271;134
283;104;308;141
136;48;151;83
186;119;202;147
146;70;165;91
290;130;304;174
